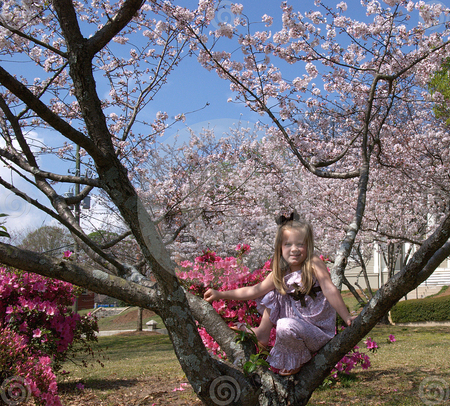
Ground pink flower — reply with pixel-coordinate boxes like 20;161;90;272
388;334;396;343
365;337;378;350
63;251;72;258
32;328;42;338
76;383;84;390
172;383;188;392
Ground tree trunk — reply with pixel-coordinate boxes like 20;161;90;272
137;307;143;331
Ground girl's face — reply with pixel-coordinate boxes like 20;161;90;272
281;228;307;272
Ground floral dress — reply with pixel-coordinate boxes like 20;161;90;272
256;270;336;371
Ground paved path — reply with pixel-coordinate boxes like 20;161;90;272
392;321;450;327
97;328;168;336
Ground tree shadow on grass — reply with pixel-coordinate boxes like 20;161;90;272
59;377;140;394
58;375;201;406
312;366;450;405
357;367;449;405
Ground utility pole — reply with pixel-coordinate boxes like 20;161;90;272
73;144;80;313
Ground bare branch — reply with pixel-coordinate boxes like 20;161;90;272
0;66;97;156
0;177;129;275
0;148;99;187
97;230;133;249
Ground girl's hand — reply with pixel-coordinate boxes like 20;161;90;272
345;314;358;327
204;288;220;303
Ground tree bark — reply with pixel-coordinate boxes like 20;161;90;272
137;307;143;331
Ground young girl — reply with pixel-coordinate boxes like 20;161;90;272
204;215;356;376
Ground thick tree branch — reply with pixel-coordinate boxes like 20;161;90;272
186;293;253;364
0;242;160;310
86;0;145;57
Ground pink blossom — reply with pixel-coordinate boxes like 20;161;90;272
215;24;234;39
262;14;273;27
0;267;97;405
172;383;188;392
32;328;42;338
337;2;347;11
63;251;72;258
230;3;244;15
365;337;378;350
388;334;396;342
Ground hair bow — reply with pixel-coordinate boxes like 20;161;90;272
275;210;299;226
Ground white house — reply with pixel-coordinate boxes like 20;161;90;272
345;243;450;299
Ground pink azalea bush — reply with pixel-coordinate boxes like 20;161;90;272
177;247;275;356
0;266;98;405
0;325;61;405
177;246;394;380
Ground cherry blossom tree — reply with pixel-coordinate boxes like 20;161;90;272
190;0;450;286
1;1;450;405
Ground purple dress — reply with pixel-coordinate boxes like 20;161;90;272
256;270;336;371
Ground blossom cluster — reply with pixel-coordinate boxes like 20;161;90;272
0;267;99;405
330;333;396;381
331;340;373;378
177;248;275;356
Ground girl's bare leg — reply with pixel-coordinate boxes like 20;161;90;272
252;308;273;347
231;309;273;347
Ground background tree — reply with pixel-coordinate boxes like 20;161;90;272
18;225;72;255
429;57;450;124
1;1;450;405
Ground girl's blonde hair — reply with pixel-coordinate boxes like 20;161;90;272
271;219;315;295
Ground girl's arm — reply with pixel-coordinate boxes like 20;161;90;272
312;255;356;327
204;272;275;303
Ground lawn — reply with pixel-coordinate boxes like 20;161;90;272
58;324;450;405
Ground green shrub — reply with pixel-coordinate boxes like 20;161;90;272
391;294;450;323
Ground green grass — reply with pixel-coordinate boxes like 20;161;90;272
70;332;180;380
59;332;184;400
426;285;449;299
341;290;370;311
309;325;450;405
58;324;450;405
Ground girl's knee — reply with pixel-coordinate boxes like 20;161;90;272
275;318;296;339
